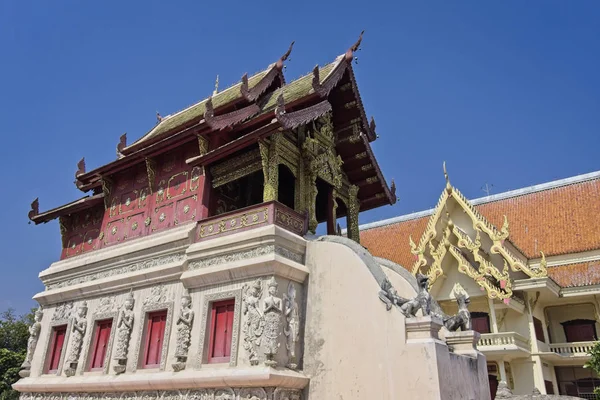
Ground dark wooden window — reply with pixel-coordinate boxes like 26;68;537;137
533;317;546;342
471;312;491;334
562;319;597;342
207;299;235;363
545;380;555;395
89;319;112;370
489;375;498;400
143;310;167;368
47;325;67;373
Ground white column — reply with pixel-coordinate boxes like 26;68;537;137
488;297;499;333
498;360;507;383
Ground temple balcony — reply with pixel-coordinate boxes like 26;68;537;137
477;332;531;359
548;341;596;359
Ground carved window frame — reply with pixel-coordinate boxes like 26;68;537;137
40;318;72;376
197;290;242;367
80;311;118;375
132;301;174;372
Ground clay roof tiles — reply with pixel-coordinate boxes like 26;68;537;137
360;172;600;286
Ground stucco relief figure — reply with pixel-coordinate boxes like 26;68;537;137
173;290;194;371
378;278;409;311
242;279;265;366
400;274;432;318
283;282;300;369
444;294;472;332
214;388;235;400
114;291;135;374
65;302;88;376
19;307;43;377
263;276;283;367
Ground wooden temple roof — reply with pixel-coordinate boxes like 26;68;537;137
28;194;104;225
31;34;396;223
360;171;600;288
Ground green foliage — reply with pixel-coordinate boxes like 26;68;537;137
0;308;35;400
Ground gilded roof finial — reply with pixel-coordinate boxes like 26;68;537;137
443;161;452;193
213;75;219;96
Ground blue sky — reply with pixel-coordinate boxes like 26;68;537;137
1;1;598;314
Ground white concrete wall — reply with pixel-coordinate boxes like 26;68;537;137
303;240;490;400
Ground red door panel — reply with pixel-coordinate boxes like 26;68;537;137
48;326;67;372
144;312;167;368
91;320;112;369
208;300;235;363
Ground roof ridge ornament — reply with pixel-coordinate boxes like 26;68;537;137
156;111;163;124
443;161;452;193
28;198;39;223
345;30;364;63
76;158;86;178
213;75;219;95
276;41;295;70
116;133;127;159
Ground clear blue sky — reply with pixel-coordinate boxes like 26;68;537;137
1;1;598;314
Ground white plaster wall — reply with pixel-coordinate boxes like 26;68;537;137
511;361;536;395
501;309;530;338
303;240;490;400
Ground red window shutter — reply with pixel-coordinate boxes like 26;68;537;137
533;317;545;342
471;313;491;334
90;320;112;370
48;326;67;372
563;319;597;342
144;311;167;368
208;299;235;363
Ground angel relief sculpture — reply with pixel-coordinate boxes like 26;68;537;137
65;302;88;376
283;282;300;369
173;289;194;371
114;291;135;374
263;276;283;367
242;279;265;366
19;307;43;377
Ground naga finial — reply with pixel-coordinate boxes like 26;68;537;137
156;111;163;124
213;75;219;95
276;41;295;70
116;133;127;158
390;179;396;197
345;30;365;62
76;158;86;178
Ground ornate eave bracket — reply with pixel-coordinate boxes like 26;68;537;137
204;97;260;131
274;93;332;130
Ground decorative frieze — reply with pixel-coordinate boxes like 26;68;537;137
45;253;186;290
188;245;304;270
52;302;74;322
19;389;302;400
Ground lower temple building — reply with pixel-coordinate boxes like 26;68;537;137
361;169;600;399
14;36;501;400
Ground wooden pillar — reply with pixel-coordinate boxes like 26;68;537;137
346;184;360;243
307;174;318;233
326;186;336;235
196;135;211;219
259;136;280;203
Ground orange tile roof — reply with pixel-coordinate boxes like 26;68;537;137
360;173;600;274
547;261;600;288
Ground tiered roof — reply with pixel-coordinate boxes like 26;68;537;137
360;170;600;288
30;33;397;224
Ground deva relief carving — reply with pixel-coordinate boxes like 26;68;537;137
64;301;88;376
46;253;185;290
242;279;265;366
283;282;300;370
113;291;135;374
173;289;194;372
19;307;43;377
263;277;283;367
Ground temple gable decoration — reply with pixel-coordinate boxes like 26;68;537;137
410;163;548;301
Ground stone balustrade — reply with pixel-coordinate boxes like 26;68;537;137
478;332;530;353
549;341;597;356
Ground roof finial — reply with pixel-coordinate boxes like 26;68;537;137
345;30;365;63
443;161;452;193
213;75;219;95
116;133;127;159
76;158;86;178
276;41;295;70
156;111;163;124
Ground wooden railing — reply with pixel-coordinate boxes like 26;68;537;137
478;332;530;352
195;201;307;242
549;341;597;356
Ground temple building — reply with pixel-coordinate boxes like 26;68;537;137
14;35;503;400
360;168;600;399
